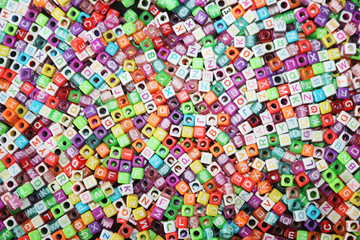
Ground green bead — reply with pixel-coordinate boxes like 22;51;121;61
259;148;272;160
0;122;9;135
128;91;141;105
62;182;73;195
117;134;131;147
329;160;345;175
283;10;295;24
163;206;178;220
85;134;101;149
103;134;117;148
202;36;215;48
139;12;153;25
118;172;130;184
215;132;230;146
300;79;313;92
337;151;352;165
124;9;138;23
321;168;337;183
267;133;279;147
296;230;308;240
200;216;213;228
122;105;136;118
156;0;167;8
190;227;204;240
170;195;184;210
147;137;161;151
212;214;226;228
105;99;119;112
123;22;136;35
156;71;171;87
0;229;14;240
351;48;360;60
309;115;321;128
140;38;154;52
91;188;105;203
213;41;226;56
99;197;111;208
0;0;8;8
290;140;303;154
211;82;225;97
299;192;309;207
250;57;263;69
329;178;345;193
266;87;279;101
50;204;65;219
4;23;17;36
155;144;170;158
48;109;63;123
71;73;85;87
109;146;122;159
68;90;81;104
63;225;77;238
79;228;93;240
315;28;327;39
167;0;179;10
192;58;204;70
197;169;212;184
95;97;104;106
79;81;94;95
44;196;58;208
17;182;33;198
33;36;47;49
36;75;51;88
281;174;293;187
148;230;157;240
57;136;72;151
207;5;221;18
67;7;80;21
131;167;144;179
181;102;195;114
234;185;242;194
102;157;110;168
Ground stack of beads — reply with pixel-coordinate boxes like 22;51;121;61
0;0;360;239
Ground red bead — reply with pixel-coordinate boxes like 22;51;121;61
334;202;348;216
319;220;332;233
258;30;272;43
45;152;59;167
230;172;245;186
152;92;167;105
107;9;120;18
272;201;287;215
257;79;271;91
209;192;222;205
197;138;210;151
277;84;291;96
162;135;177;149
342;99;355;111
258;220;271;232
294;172;310;187
176;90;190;103
71;155;87;170
16;28;28;40
82;17;96;30
70;37;87;53
160;23;173;37
105;170;118;183
302;21;316;36
323;129;337;144
180;138;195;153
2;154;16;168
121;148;134;160
266;100;281;114
94;1;109;14
153;37;164;51
321;113;334;127
46;96;60;109
137;217;151;231
176;216;188;228
297;40;312;54
91;11;105;24
193;127;206;139
330;100;344;114
148;4;161;16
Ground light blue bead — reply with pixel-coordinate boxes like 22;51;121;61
89;74;104;88
213;41;226;56
183;114;195;127
219;223;234;238
109;188;121;202
234;17;248;32
29;100;43;114
203;228;215;240
76;202;89;214
77;12;90;23
149;154;163;169
289;129;301;140
285;30;299;43
214;19;227;34
157;163;171;176
216;54;230;68
17;53;31;65
55;27;70;41
175;5;191;19
245;35;257;48
230;220;240;234
0;31;6;43
313;89;326;102
152;59;165;73
250;101;265;115
306;205;321;220
105;42;119;56
264;212;279;226
71;73;85;87
14;135;29;149
257;7;269;20
321;72;333;85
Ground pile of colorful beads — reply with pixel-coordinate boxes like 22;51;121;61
0;0;360;238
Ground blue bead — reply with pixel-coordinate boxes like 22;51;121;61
149;154;163;169
306;204;321;220
0;31;6;43
77;12;91;23
105;42;119;56
313;89;326;102
285;30;299;43
183;114;195;127
109;188;121;202
29;100;43;114
214;19;227;34
230;220;240;233
55;27;70;41
257;7;270;20
76;202;90;214
17;53;31;65
157;163;171;176
89;74;104;88
264;212;279;226
14;135;29;149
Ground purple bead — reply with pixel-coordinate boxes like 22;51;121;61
310;39;322;52
119;160;132;173
348;144;360;159
88;221;101;235
314;13;328;27
97;51;111;65
304;219;318;231
182;168;197;184
3;35;16;48
291;161;305;175
330;121;345;135
223;205;236;219
94;125;107;140
295;105;309;118
224;125;238;138
101;217;114;229
213;172;227;186
227;86;241;100
151;206;165;220
233;135;246;149
254;67;268;80
166;173;180;188
63;49;76;63
284;58;298;71
19;18;32;31
202;22;216;35
164;33;180;49
308;169;321;183
319;182;333;197
46;18;59;32
65;145;79;159
196;102;210;115
71;134;85;149
91;39;106;53
25;9;39;21
231;72;246;87
337;87;349;99
138;177;153;192
20;68;33;81
294;8;310;23
344;1;357;12
15;92;28;104
159;118;172;131
279;214;293;226
157;47;170;61
239;226;252;238
351;93;360;105
320;5;330;16
170;145;185;159
352;11;360;24
307;52;320;65
48;33;60;47
183;33;196;46
194;10;208;25
217;153;229;167
248;195;262;209
154;176;166;190
70;22;83;35
233;58;247;72
323;148;338;163
169;110;183;125
230;113;244;127
84;106;97;118
132;156;145;168
54;190;67;203
218;31;233;46
107;158;120;171
38;127;52;141
224;102;238;116
57;100;71;113
167;97;181;111
92;207;105;220
0;221;5;232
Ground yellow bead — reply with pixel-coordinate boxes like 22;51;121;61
86;156;100;170
321;34;336;49
154;236;165;240
319;100;332;115
141;124;156;138
0;45;10;57
190;160;204;174
103;30;117;43
15;104;28;118
331;235;343;240
57;0;70;7
81;211;95;225
197;191;210;205
79;145;95;159
268;189;283;203
51;8;66;21
133;207;147;220
123;60;136;72
68;193;80;205
181;126;194;138
137;231;151;240
328;48;341;61
349;192;360;207
41;63;57;77
126;194;139;208
110;233;125;240
105;74;121;88
206;204;219;216
111;109;125;123
103;204;117;218
133;102;146;115
111;124;125;138
153;127;168;141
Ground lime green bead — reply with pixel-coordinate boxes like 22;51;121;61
128;91;141;105
300;79;313;92
192;58;204;70
215;132;230;146
62;182;73;195
197;169;212;184
122;105;136;118
103;134;118;148
124;9;138;23
281;174;293;187
79;228;93;240
140;38;154;52
79;81;94;95
17;182;33;198
321;168;337;183
91;188;105;203
312;63;325;75
155;144;170;158
147;137;161;151
35;13;49;26
266;87;279;101
167;0;179;10
139;12;153;25
36;75;52;88
207;5;221;18
73;116;87;129
99;197;111;208
51;204;65;219
4;23;17;36
163;205;178;220
117;134;131;148
181;205;194;217
63;225;77;238
250;57;263;69
109;146;122;159
105;99;119;112
156;71;171;87
213;214;226;228
337;151;352;165
123;22;136;35
0;122;9;135
296;230;308;240
329;178;345;193
67;7;80;21
49;109;63;123
131;167;144;179
118;172;130;184
57;135;72;150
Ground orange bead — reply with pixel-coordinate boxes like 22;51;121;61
132;139;146;153
257;180;272;195
132;31;146;44
117;35;131;49
245;144;259;158
52;230;66;240
299;66;314;80
146;80;160;93
72;218;87;232
184;193;196;205
281;105;295;119
217;113;230;126
0;79;10;91
253;207;266;221
301;144;314;157
268;57;283;72
203;91;218;105
5;97;19;110
120;119;134;132
225;46;240;61
209;142;224;157
96;143;110;158
2;109;19;123
33;0;46;7
175;180;190;195
134;20;146;31
116;95;130;109
147;113;161;127
131;69;146;83
94;166;108;179
14;119;30;133
249;169;263;183
231;4;245;18
338;186;353;201
253;0;266;8
157;105;169;117
236;161;250;174
188;147;201;161
88;115;102;129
